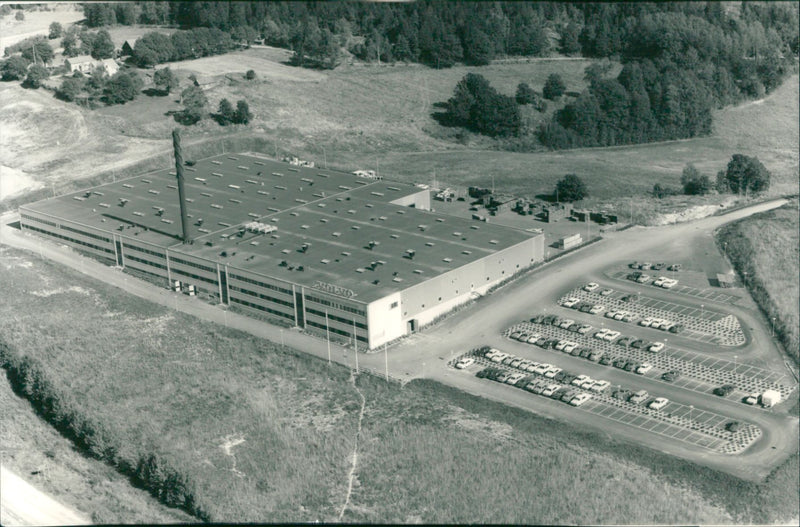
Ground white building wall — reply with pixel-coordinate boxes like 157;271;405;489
366;291;404;348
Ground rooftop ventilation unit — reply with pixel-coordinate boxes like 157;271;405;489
244;221;278;235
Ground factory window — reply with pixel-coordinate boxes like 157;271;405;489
228;273;292;295
123;244;165;259
170;256;216;274
23;225;113;255
229;285;294;308
230;297;294;321
390;301;398;309
62;224;110;243
306;308;367;329
125;254;167;270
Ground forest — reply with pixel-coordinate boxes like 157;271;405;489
79;2;799;150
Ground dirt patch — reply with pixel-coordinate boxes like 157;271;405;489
0;4;84;55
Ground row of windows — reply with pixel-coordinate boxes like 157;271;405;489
124;243;166;259
304;294;365;316
306;319;368;343
125;254;167;271
228;273;292;295
62;224;110;243
230;297;295;321
229;285;294;308
21;213;57;228
171;267;219;285
169;256;217;275
23;225;114;255
306;307;367;330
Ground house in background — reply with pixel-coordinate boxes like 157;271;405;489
65;56;120;76
120;39;137;57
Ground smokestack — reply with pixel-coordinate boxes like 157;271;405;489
172;129;191;243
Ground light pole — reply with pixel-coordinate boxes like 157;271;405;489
688;404;694;426
325;309;331;364
771;317;776;337
321;145;327;169
734;354;737;374
384;343;389;381
280;329;284;347
700;304;704;319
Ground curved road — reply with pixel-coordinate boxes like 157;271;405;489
0;198;796;483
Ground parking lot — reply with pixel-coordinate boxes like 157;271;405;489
560;287;745;346
456;350;761;455
505;320;794;402
607;270;741;304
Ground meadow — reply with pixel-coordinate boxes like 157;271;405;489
717;200;800;364
0;243;797;524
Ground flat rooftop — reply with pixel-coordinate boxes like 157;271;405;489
24;153;541;302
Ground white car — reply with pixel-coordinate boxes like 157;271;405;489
648;342;665;353
570;393;592;406
603;330;621;341
541;384;560;397
744;393;759;405
605;310;618;319
583;282;600;292
579;378;596;389
526;334;541;344
559;319;575;329
572;374;590;387
589;305;605;314
639;317;655;327
653;276;668;287
613;312;626;321
561;297;580;308
491;352;509;363
636;363;653;375
455;357;475;369
510;331;521;339
555;340;568;351
506;372;526;385
563;342;578;353
590;380;610;393
636;274;651;283
648;397;669;411
518;360;533;371
533;364;550;375
485;348;502;359
543;367;562;379
593;329;609;340
661;279;678;289
600;288;614;296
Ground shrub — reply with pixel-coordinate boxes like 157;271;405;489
543;73;566;100
245;69;256;80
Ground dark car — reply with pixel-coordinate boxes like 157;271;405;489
554;371;568;382
630;339;646;349
662;370;681;382
579;304;593;313
624;361;639;372
617;337;633;347
668;324;685;334
613;359;628;369
599;355;613;365
530;314;545;324
578;348;593;358
535;337;548;347
667;264;682;271
653;262;666;270
714;384;736;397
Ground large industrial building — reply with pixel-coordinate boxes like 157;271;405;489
20;149;544;349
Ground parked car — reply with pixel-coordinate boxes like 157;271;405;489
577;324;593;334
530;314;545;324
563;342;578;353
516;333;530;342
590;380;610;393
612;389;632;400
496;371;511;383
624;361;640;372
579;304;593;313
629;261;640;269
652;262;666;270
583;282;600;292
662;370;681;382
535;337;549;347
527;334;541;344
600;288;614;296
491;352;509;363
630;339;647;349
603;330;621;341
743;393;759;405
510;331;521;339
599;355;614;366
559;319;576;329
502;357;516;366
510;358;523;368
668;324;684;334
639;262;652;270
561;297;581;308
622;313;638;323
588;351;603;362
544;367;562;379
455;357;475;369
667;263;682;271
629;390;649;404
636;363;653;375
555;340;568;351
561;389;578;402
572;374;590;387
570;393;592;406
593;329;609;340
648;397;669;410
648;342;665;353
714;384;736;397
578;348;593;359
617;336;634;347
636;274;651;283
541;384;560;397
506;372;526;385
661;279;678;289
613;312;626;321
604;310;618;319
589;305;605;314
639;317;655;327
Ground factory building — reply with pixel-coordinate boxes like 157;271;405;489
20;151;544;349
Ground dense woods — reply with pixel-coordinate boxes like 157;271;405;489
76;2;798;150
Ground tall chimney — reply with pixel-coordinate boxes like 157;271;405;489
172;129;191;243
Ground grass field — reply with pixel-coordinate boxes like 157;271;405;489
717;199;800;364
1;243;798;524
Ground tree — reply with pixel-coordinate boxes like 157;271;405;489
723;154;771;194
234;100;252;124
21;38;54;65
515;82;537;105
543;73;566;100
1;56;30;81
56;76;85;101
217;98;235;125
153;67;178;94
245;69;256;80
561;22;582;54
181;85;207;124
22;64;49;89
104;72;138;104
680;164;711;195
91;30;115;59
555;174;588;202
62;32;79;57
49;22;63;40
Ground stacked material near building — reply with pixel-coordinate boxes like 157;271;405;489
558;233;582;250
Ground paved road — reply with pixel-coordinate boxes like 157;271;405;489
1;198;796;483
0;466;89;526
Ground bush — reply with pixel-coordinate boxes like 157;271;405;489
245;69;256;80
681;164;711;195
722;154;771;194
49;22;62;40
543;73;566;100
555;174;588;202
22;64;49;89
1;56;30;81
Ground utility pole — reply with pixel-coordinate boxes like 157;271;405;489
384;343;388;381
325;309;331;364
353;318;359;373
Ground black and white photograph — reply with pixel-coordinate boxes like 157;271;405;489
0;1;798;524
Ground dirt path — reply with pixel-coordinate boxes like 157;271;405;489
0;466;90;526
338;372;366;521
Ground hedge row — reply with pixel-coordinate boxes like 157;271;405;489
0;340;210;521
